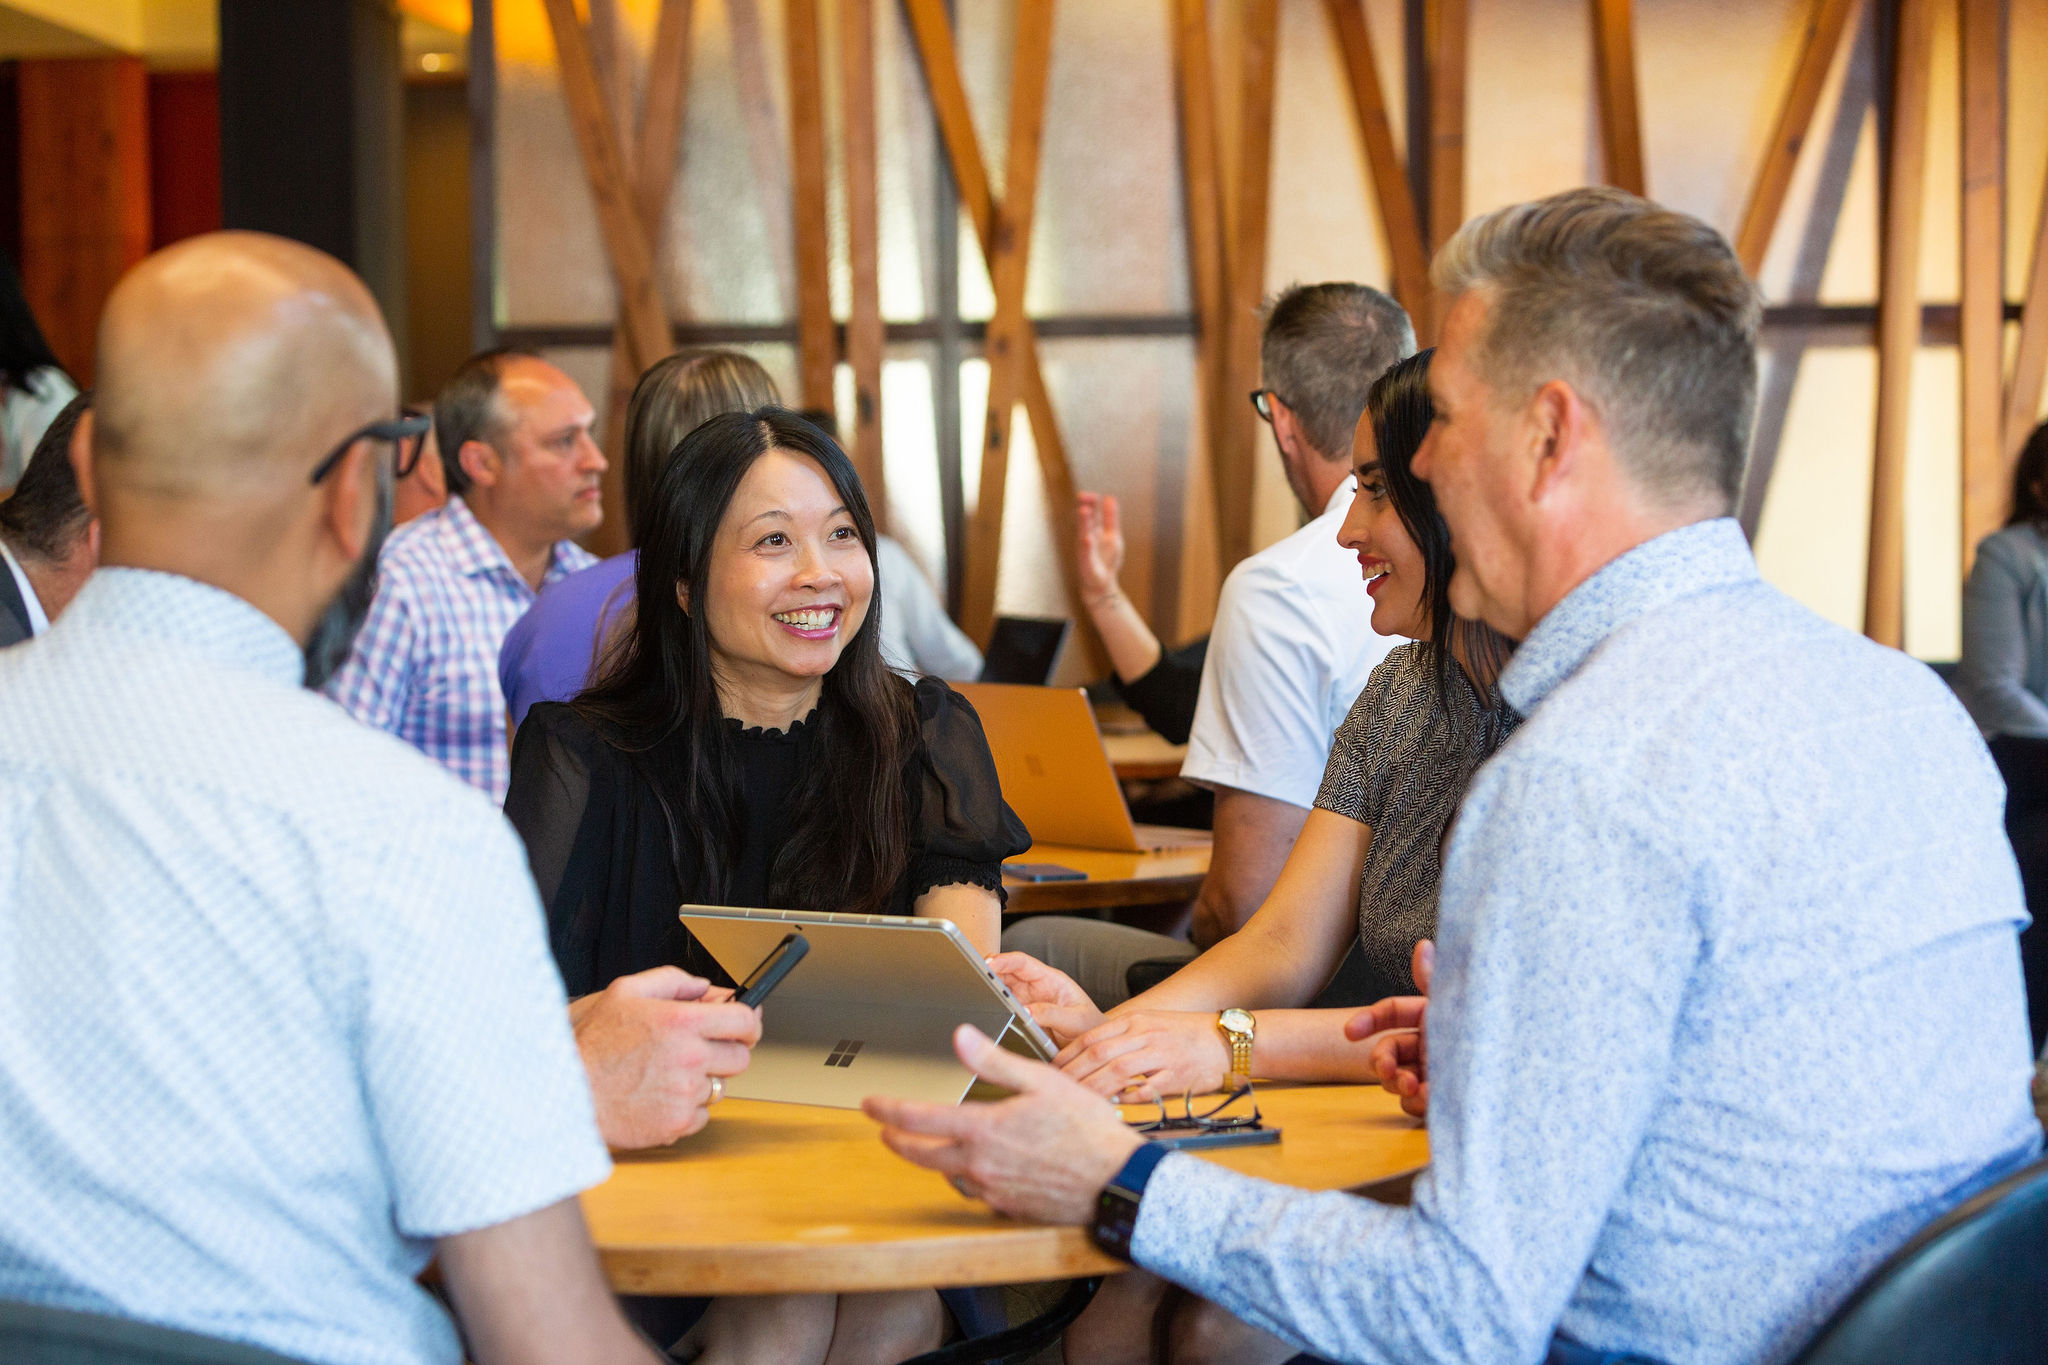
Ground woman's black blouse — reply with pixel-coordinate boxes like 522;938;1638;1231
505;676;1030;997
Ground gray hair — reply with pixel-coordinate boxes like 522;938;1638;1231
432;346;540;496
1261;283;1416;461
1432;186;1762;510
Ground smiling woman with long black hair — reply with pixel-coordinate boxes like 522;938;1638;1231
504;406;1027;1365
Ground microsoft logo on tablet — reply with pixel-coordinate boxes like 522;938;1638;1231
824;1039;865;1068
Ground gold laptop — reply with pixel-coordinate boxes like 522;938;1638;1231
954;681;1207;853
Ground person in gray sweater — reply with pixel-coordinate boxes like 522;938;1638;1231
1958;419;2048;1054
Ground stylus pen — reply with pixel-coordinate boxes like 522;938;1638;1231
735;932;810;1008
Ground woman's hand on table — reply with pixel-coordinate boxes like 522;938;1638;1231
1345;939;1432;1118
571;966;763;1149
864;1024;1141;1226
986;951;1106;1044
1056;1009;1231;1101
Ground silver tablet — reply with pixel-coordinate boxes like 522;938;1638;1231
678;905;1060;1109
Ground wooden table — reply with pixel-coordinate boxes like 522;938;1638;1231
583;1083;1428;1295
1001;839;1209;915
1102;729;1189;781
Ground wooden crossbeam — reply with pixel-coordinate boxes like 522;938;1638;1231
786;0;836;411
902;0;1088;645
587;0;637;161
841;0;888;523
1173;0;1230;615
1734;0;1861;277
1217;0;1280;570
1590;0;1646;196
540;0;672;378
2007;166;2048;464
1865;0;1932;648
959;0;1057;643
1957;0;2005;573
588;0;693;559
1325;0;1429;319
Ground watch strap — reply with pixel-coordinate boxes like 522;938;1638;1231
1089;1141;1172;1261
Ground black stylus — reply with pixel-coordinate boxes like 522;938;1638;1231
735;932;810;1008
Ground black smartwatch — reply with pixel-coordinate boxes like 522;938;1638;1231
1089;1140;1172;1261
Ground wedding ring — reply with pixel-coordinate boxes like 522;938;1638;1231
950;1176;975;1198
708;1075;725;1105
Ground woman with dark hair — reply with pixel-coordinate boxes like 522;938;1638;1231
992;350;1519;1364
0;250;78;492
500;349;782;728
505;406;1027;1365
1957;418;2048;1054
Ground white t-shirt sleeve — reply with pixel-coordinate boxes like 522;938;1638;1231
1181;556;1338;809
353;799;611;1240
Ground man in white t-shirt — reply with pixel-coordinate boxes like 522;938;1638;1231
0;232;740;1365
1008;283;1411;1004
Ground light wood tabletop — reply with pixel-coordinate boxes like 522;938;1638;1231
1101;729;1189;781
1001;839;1210;915
583;1082;1427;1295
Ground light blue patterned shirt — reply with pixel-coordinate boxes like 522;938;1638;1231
0;570;611;1365
326;495;595;800
1133;518;2042;1365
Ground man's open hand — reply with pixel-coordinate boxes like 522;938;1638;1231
863;1024;1142;1225
572;967;761;1149
1345;939;1432;1118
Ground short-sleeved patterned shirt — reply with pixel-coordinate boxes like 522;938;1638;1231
1314;641;1519;1001
0;569;611;1365
325;495;595;800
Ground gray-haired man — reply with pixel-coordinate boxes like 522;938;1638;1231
867;188;2041;1364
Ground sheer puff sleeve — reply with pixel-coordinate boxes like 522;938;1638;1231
904;677;1032;905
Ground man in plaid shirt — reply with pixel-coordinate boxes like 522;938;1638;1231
326;349;603;799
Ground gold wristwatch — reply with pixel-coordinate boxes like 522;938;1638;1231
1217;1008;1255;1081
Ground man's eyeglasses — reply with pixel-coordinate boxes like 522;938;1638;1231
309;413;433;486
1249;389;1284;424
1126;1083;1264;1135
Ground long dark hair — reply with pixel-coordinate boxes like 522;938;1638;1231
2006;421;2048;530
0;250;61;395
575;407;917;915
1368;349;1514;710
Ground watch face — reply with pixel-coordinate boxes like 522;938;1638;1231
1220;1008;1253;1035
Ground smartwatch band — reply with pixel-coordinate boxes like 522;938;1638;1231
1089;1141;1173;1261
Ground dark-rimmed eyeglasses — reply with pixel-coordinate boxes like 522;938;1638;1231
1249;389;1285;424
309;413;433;486
1126;1083;1263;1135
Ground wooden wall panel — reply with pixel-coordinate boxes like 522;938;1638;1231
1173;0;1229;634
147;72;222;249
20;56;151;385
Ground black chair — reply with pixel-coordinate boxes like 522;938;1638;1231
1790;1157;2048;1364
0;1300;311;1365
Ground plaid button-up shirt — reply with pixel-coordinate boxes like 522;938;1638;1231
326;495;595;801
